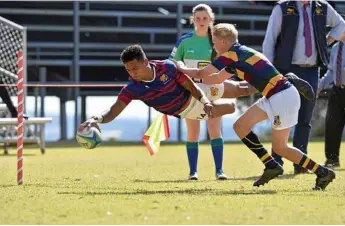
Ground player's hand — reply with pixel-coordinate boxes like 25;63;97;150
203;102;215;118
78;118;101;133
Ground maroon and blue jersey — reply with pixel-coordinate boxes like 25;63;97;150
212;43;291;98
118;60;191;117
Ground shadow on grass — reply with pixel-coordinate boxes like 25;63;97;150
0;184;17;188
0;183;72;189
0;153;38;157
132;173;298;184
232;173;298;181
133;179;197;184
58;188;277;196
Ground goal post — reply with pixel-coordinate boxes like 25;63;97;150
0;15;27;185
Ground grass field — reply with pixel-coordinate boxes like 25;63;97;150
0;141;344;224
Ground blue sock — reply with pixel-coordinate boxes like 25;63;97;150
186;141;199;175
211;138;224;174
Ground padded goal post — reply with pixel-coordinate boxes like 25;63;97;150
0;15;27;185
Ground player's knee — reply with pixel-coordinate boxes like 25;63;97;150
226;102;235;114
233;119;243;134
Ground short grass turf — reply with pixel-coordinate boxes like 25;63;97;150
0;142;344;224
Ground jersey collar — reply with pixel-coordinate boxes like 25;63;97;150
141;63;156;83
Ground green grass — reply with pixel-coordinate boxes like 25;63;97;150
0;142;344;224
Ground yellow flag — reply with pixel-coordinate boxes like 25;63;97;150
142;114;170;156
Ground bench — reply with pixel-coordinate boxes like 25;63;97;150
0;116;53;154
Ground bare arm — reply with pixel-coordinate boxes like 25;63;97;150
174;60;219;79
202;68;233;84
178;74;215;117
179;75;210;103
96;99;128;123
79;99;128;132
238;81;259;95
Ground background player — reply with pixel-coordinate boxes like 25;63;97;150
170;4;228;180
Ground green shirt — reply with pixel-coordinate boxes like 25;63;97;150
169;32;212;69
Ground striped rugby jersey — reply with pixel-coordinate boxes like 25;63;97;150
212;43;291;97
118;60;191;117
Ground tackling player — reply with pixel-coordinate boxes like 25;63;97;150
174;23;335;190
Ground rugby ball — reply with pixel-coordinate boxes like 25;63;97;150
76;126;102;149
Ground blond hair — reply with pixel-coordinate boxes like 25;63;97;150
212;23;238;43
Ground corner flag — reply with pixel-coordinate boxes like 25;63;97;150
142;114;170;156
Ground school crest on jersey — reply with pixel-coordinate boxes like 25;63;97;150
210;87;219;97
273;115;281;126
160;74;168;83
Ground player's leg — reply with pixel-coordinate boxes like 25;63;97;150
207;117;228;180
221;80;258;99
267;85;334;190
233;102;284;187
233;103;282;169
180;98;235;120
185;119;201;180
211;100;236;118
272;128;335;190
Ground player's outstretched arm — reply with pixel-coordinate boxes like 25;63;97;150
78;99;128;132
96;99;128;123
202;68;233;84
173;60;219;79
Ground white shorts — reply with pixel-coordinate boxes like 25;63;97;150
256;86;301;130
178;83;224;120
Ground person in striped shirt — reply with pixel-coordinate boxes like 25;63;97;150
79;44;254;143
174;23;335;190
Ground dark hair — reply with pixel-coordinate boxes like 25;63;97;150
120;44;146;63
